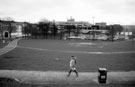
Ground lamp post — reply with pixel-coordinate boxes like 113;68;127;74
92;16;95;25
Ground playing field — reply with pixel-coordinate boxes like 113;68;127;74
0;39;135;72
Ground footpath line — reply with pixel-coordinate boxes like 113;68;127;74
17;45;135;54
0;70;135;84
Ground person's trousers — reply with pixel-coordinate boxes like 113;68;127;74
68;69;78;77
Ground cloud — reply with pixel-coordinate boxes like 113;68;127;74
0;0;134;24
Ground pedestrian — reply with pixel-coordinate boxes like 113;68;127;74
67;56;78;77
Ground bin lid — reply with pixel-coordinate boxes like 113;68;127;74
98;68;107;71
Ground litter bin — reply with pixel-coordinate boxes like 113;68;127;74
98;68;107;84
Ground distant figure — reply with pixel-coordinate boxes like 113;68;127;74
67;56;78;77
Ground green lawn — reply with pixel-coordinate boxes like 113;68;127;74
18;39;135;52
0;39;135;72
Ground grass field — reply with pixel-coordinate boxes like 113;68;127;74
0;39;135;72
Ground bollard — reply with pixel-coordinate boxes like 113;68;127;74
98;68;107;84
3;40;5;43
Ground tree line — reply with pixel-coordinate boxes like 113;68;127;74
23;22;124;41
0;17;125;41
23;21;61;39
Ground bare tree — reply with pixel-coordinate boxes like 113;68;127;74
2;17;14;21
107;24;124;41
38;18;50;39
39;18;49;23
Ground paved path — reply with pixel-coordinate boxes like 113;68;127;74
0;38;20;56
0;70;135;85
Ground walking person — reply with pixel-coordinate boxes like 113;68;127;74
67;56;78;77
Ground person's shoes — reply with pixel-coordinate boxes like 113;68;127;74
75;74;78;77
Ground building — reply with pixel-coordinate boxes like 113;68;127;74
53;18;109;40
80;25;108;40
0;20;24;39
95;22;107;28
11;22;24;38
54;17;92;39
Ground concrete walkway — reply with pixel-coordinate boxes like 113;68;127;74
0;38;20;56
0;70;135;85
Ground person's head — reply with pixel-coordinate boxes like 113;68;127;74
71;56;74;59
71;56;76;60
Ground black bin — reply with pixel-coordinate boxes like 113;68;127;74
98;68;107;84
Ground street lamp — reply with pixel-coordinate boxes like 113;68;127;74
92;16;95;25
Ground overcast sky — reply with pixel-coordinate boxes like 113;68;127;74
0;0;135;25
